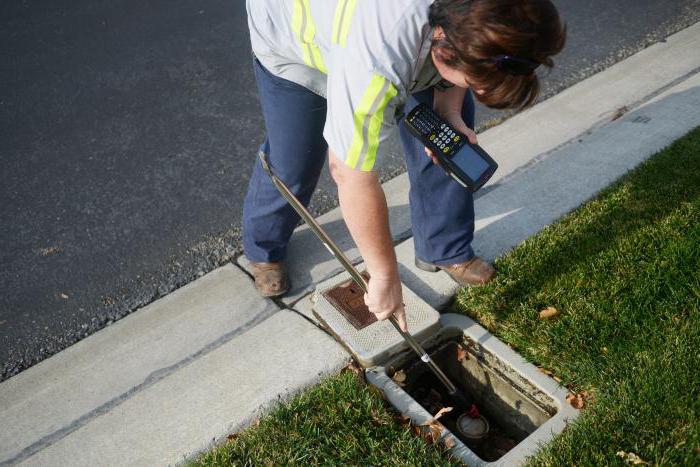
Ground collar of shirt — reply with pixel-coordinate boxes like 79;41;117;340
409;26;444;94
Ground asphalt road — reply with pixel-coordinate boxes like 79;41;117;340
2;0;699;381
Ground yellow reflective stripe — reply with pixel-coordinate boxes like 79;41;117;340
299;0;314;44
309;44;327;74
346;74;397;171
346;75;385;168
338;0;357;47
292;0;327;73
332;0;357;47
332;0;346;44
361;80;397;171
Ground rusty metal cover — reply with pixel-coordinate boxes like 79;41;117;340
313;270;441;367
321;273;377;330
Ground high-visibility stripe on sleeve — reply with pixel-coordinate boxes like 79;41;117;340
332;0;357;47
361;81;397;171
346;74;398;171
292;0;327;73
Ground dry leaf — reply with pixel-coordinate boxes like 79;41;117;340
414;419;445;445
391;370;407;386
39;246;62;257
226;433;238;442
566;392;585;409
433;406;454;421
539;367;562;382
443;435;457;449
344;361;363;376
427;420;443;444
396;414;411;427
370;409;389;426
616;450;648;465
539;306;560;320
456;345;469;363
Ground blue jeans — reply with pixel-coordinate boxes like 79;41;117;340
243;59;476;266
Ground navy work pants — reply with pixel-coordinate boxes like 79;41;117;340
243;59;476;266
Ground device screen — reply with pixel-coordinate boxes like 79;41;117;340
452;144;491;181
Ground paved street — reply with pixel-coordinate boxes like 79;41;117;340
2;0;699;380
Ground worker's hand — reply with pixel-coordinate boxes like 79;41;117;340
445;114;478;144
364;275;408;332
423;114;477;165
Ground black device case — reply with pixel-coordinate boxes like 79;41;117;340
403;103;498;192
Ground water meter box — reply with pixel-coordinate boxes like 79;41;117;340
313;274;579;466
367;314;580;466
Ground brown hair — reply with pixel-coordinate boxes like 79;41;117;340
429;0;566;110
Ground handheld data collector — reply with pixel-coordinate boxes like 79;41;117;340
404;103;498;192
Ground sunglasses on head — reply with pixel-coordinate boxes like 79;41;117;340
483;55;540;75
434;33;540;76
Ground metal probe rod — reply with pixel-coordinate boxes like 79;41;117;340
258;153;460;397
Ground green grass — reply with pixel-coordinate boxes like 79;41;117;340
193;370;458;466
194;127;700;466
455;126;700;465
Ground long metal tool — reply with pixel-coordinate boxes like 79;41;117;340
258;152;467;403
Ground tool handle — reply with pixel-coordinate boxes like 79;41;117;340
258;152;458;396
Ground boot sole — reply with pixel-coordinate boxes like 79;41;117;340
257;284;290;298
415;257;496;286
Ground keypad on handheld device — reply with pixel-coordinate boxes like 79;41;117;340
409;107;465;156
405;103;498;192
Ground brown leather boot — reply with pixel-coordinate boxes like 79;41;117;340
415;256;495;286
249;261;290;297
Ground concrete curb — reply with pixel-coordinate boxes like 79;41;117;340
1;22;699;467
0;266;349;466
1;265;279;464
18;311;349;467
469;71;700;266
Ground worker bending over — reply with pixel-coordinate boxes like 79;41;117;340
243;0;566;331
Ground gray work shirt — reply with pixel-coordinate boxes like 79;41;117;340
246;0;441;171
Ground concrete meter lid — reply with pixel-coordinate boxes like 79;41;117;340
312;269;441;367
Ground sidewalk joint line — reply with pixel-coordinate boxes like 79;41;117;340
285;304;334;338
0;305;280;466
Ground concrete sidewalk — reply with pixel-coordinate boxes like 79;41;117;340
2;21;700;467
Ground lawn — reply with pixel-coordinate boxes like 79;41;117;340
194;369;458;466
194;126;699;466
